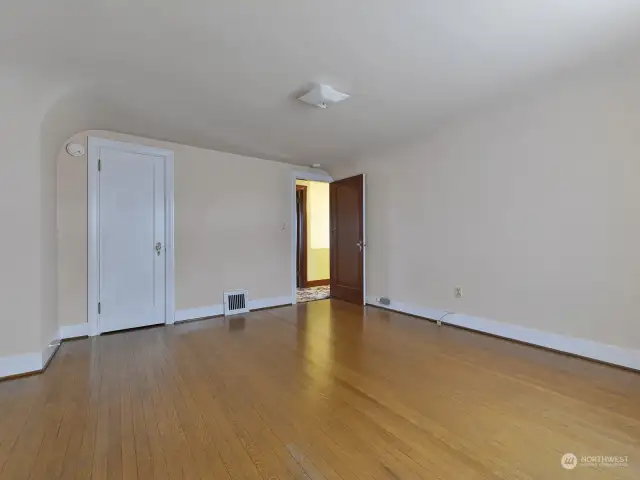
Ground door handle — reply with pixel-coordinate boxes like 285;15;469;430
155;242;163;256
356;240;365;252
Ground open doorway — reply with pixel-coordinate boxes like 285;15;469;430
296;179;330;302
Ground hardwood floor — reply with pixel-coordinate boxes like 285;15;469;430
0;299;638;479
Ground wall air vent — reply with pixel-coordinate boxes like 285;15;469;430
224;290;249;316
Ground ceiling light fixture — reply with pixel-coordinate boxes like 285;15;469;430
297;84;350;109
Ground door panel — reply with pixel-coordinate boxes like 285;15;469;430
330;174;364;305
98;147;166;333
296;186;307;288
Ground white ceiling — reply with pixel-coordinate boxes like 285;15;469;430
2;0;640;165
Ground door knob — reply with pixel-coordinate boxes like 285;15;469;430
155;242;162;256
356;240;364;252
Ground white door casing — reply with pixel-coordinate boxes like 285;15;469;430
88;137;175;336
290;170;334;304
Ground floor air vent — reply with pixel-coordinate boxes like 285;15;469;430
224;290;249;316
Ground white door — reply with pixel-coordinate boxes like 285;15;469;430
98;146;166;333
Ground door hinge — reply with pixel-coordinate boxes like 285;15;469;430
98;159;101;171
98;302;101;314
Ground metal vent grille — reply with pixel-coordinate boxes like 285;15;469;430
223;290;249;316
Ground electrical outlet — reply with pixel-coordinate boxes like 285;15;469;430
454;287;462;299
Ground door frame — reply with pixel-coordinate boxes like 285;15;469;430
296;185;308;288
87;137;175;336
290;170;333;303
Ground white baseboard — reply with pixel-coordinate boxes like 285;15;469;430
175;295;293;323
0;330;61;379
365;297;640;371
175;304;224;322
0;351;43;379
42;338;60;368
59;323;90;339
248;296;293;311
2;295;296;379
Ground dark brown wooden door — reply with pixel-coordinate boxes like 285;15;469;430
296;185;308;288
330;174;364;305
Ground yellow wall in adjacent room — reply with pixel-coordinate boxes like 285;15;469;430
308;246;330;281
297;180;330;281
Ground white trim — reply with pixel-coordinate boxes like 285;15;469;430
87;137;175;336
165;154;176;325
175;305;225;322
248;295;293;311
291;170;333;304
361;174;366;304
293;170;334;183
42;338;60;368
366;297;448;323
0;352;43;379
0;331;61;379
175;295;294;323
59;323;90;339
366;297;640;371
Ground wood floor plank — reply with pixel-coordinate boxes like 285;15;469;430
118;333;138;480
187;317;368;479
0;380;40;475
223;310;481;479
132;334;172;480
0;300;637;479
172;334;276;479
125;334;154;480
70;340;104;479
185;330;324;479
207;314;426;479
0;370;62;479
139;331;198;480
153;344;225;480
28;350;78;479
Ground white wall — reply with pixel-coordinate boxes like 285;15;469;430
0;68;66;358
331;59;640;352
58;130;318;328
